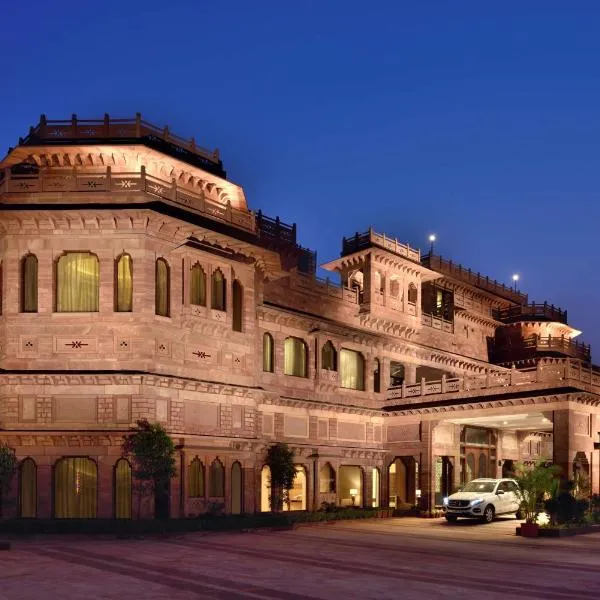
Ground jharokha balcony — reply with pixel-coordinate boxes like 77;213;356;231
490;334;591;364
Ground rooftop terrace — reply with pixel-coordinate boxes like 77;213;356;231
342;229;421;263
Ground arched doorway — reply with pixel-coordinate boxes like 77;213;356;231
338;466;362;507
260;465;271;512
231;462;243;515
460;427;497;485
388;458;414;507
372;467;380;508
319;462;336;494
284;465;307;511
114;459;132;519
54;457;97;518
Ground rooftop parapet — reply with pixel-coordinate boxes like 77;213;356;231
493;302;567;325
14;113;226;178
422;253;528;304
342;229;421;263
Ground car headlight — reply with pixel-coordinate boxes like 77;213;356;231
470;498;484;506
443;497;449;506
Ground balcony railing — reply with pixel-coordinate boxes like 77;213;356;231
421;312;454;333
491;335;591;363
342;229;421;263
255;210;296;245
386;358;600;405
292;273;359;305
20;113;221;166
493;302;567;325
423;254;527;304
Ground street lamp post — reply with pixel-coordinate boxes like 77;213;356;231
512;274;520;291
428;234;436;256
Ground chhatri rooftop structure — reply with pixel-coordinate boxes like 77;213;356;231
0;114;598;519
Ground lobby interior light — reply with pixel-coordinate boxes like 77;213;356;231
349;488;358;506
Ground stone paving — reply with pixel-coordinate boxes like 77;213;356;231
1;517;600;599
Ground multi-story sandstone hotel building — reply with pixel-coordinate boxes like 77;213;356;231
0;114;598;519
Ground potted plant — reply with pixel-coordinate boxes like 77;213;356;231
514;461;561;537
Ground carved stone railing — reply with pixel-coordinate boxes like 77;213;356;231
0;166;256;233
386;358;600;405
493;302;568;325
421;312;453;333
342;229;421;262
292;273;359;305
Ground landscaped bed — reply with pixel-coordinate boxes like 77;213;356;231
516;523;600;538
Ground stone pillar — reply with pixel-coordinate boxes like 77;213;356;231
405;363;417;385
97;457;113;518
37;460;53;518
243;466;255;513
419;420;436;512
553;408;595;485
169;457;182;518
363;467;372;508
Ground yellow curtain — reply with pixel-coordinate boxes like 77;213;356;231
321;341;337;371
20;458;37;518
263;333;274;372
22;254;38;312
56;253;99;312
54;457;97;518
116;255;133;312
114;459;132;519
209;460;225;497
284;337;307;377
155;259;170;316
211;269;226;311
232;280;243;331
340;349;365;390
188;459;204;497
190;264;206;306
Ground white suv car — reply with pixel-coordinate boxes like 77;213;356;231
443;478;522;523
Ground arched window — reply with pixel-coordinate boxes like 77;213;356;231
284;336;308;377
231;462;243;515
189;263;206;306
188;458;204;498
321;341;337;371
209;458;225;497
232;279;243;331
20;458;37;518
407;283;418;304
115;254;133;312
21;254;38;313
155;258;170;316
319;463;336;493
211;268;226;311
340;348;365;390
263;333;274;373
56;252;99;312
114;458;132;519
390;279;400;298
54;457;97;518
373;358;381;393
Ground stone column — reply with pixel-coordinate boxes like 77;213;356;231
419;420;436;512
553;408;595;485
37;460;53;518
97;457;113;518
405;363;417;385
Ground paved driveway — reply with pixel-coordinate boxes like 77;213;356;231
1;516;599;599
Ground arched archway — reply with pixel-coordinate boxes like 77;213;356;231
338;466;363;507
388;457;415;508
54;457;97;518
114;458;132;519
372;467;380;508
319;462;336;494
260;465;271;512
284;465;307;511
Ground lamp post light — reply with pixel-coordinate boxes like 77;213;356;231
349;488;358;506
512;274;520;291
428;234;436;256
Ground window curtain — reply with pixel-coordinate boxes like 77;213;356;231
22;254;38;312
190;264;206;306
340;349;365;390
284;337;307;377
321;341;337;371
114;459;132;519
263;333;274;372
20;458;37;518
232;280;243;331
188;460;204;497
211;269;226;311
54;457;97;518
115;255;133;312
155;259;170;316
56;253;99;312
209;460;225;497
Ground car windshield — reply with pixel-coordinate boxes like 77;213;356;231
462;481;496;493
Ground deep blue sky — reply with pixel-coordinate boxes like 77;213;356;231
2;2;599;352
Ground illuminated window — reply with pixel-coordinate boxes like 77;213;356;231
263;333;274;372
20;458;37;518
56;252;99;312
188;458;204;498
211;268;226;311
209;459;225;497
21;254;38;312
232;279;243;331
321;341;337;371
54;457;97;518
189;263;206;306
284;337;308;377
114;459;132;519
340;349;364;390
155;258;170;316
115;254;133;312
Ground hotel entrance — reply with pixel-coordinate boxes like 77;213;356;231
460;426;497;486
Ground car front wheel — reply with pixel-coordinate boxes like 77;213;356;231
482;505;495;523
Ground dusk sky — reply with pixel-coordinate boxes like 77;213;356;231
2;2;599;352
